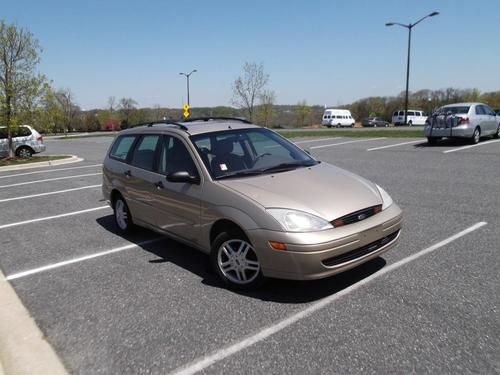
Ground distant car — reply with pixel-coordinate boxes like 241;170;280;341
0;125;46;158
361;117;389;127
424;102;500;145
392;110;427;126
102;117;402;289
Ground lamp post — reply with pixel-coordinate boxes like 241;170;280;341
179;69;197;106
386;11;439;126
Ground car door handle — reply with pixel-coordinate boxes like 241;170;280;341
154;181;164;189
124;170;131;177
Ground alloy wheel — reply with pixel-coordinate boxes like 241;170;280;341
217;239;261;285
115;199;129;230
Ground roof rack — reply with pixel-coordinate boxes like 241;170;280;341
182;116;253;124
131;120;188;131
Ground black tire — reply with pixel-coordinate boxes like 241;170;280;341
408;121;413;127
427;137;440;145
326;125;332;128
494;124;500;139
374;124;377;128
113;194;134;234
471;127;480;144
210;231;264;290
385;123;389;127
16;146;33;158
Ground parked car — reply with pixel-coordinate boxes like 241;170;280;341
322;109;355;128
392;110;427;126
102;117;402;289
361;117;390;127
0;125;46;158
425;103;500;145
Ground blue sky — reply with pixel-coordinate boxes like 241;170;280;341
3;0;500;109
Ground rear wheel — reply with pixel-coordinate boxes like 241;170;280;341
385;123;389;127
408;121;413;127
16;146;33;158
211;231;264;290
114;195;134;234
494;124;500;139
471;127;480;144
427;137;440;145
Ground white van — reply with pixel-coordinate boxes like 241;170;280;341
322;109;355;128
391;110;427;126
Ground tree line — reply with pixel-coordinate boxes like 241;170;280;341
2;19;499;159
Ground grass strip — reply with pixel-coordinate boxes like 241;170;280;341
0;155;70;166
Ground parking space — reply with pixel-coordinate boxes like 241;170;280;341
0;135;498;373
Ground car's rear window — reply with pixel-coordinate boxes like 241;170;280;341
438;106;470;115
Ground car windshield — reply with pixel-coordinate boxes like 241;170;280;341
190;128;318;179
437;106;470;115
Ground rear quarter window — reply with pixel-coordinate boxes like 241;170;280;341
109;135;137;161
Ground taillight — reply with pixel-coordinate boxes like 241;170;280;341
37;136;43;142
457;117;469;126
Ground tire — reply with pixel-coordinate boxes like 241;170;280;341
385;123;389;127
326;125;332;128
350;123;354;128
16;146;33;158
408;121;413;127
427;137;440;145
471;127;480;144
337;123;341;128
113;195;134;234
374;124;377;128
210;231;264;290
494;124;500;139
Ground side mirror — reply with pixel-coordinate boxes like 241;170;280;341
166;171;200;184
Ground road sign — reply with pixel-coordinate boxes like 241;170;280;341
183;103;190;118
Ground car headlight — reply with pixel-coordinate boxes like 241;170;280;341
267;208;333;232
376;184;393;210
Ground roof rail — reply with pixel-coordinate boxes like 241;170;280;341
131;120;188;131
182;116;253;124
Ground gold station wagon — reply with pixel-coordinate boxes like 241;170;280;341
102;117;402;289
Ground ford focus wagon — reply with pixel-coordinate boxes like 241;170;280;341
102;117;402;289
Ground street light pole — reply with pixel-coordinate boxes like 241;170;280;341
179;69;197;106
386;11;439;126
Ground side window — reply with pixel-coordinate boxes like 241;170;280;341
407;111;415;116
159;136;198;176
130;135;160;171
0;128;7;140
483;105;494;115
14;127;32;137
475;106;485;115
109;135;137;161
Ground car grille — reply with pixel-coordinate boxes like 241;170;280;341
322;230;399;267
331;205;382;227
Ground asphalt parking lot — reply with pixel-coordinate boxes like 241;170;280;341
0;134;499;374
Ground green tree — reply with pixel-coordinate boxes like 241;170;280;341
256;89;276;127
295;100;311;127
118;97;137;128
0;20;43;157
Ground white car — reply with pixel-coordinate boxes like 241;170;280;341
322;109;355;128
0;125;46;157
424;103;500;144
392;110;427;126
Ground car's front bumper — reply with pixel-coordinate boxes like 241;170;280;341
248;204;403;280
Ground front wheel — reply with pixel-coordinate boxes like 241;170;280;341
114;195;134;234
471;127;480;144
211;232;264;290
494;124;500;139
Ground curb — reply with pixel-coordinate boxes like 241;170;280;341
0;155;83;172
0;270;68;375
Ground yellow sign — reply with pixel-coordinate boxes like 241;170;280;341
183;110;190;118
183;103;189;111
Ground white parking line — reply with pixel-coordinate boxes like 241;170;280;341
294;137;340;144
367;140;422;151
6;238;164;280
0;185;101;203
0;164;102;179
443;139;500;154
171;221;487;375
0;173;102;189
0;206;109;230
310;138;386;150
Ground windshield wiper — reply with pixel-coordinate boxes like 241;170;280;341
261;161;315;173
215;170;264;180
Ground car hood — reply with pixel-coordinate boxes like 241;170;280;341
219;162;382;221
